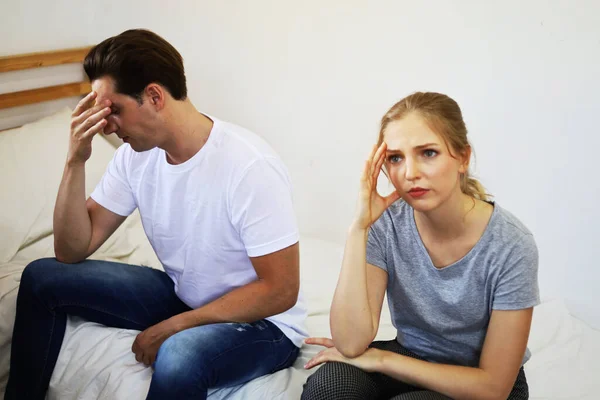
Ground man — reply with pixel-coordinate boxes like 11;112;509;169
6;29;306;400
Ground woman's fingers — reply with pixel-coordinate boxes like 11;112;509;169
361;144;378;182
304;352;327;369
384;190;401;207
372;143;387;181
304;348;343;369
304;337;335;348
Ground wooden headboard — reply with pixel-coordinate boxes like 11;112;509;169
0;47;92;110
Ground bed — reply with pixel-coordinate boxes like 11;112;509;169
1;48;599;400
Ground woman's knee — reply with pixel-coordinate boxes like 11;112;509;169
302;362;378;400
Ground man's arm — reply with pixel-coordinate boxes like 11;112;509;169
54;91;126;263
171;242;300;330
132;242;300;365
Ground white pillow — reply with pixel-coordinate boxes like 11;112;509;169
0;107;117;263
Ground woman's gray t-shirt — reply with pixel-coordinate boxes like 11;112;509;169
366;200;540;367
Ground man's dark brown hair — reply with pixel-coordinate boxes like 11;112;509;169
84;29;187;102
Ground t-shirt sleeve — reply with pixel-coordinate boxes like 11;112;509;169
90;145;137;217
366;221;388;272
229;157;299;257
492;234;540;310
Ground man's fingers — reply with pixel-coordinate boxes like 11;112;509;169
77;106;110;134
74;103;110;129
72;92;97;117
82;118;107;139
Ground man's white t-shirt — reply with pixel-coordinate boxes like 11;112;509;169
91;117;308;347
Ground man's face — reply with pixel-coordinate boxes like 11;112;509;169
92;77;158;152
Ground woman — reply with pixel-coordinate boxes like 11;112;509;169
302;92;539;400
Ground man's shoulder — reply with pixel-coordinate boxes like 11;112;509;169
216;120;281;163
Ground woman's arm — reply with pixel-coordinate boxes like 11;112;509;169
308;307;533;400
377;308;532;399
328;142;399;357
330;232;388;357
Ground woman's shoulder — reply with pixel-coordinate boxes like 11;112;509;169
486;203;537;253
492;204;534;237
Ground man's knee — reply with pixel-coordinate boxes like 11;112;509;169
19;258;62;295
152;332;212;392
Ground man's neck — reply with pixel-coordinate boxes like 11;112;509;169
160;99;214;165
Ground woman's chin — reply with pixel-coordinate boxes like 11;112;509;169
403;196;438;213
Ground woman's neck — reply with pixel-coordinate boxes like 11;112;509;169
414;190;483;241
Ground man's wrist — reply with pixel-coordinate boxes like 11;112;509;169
170;308;212;332
66;156;86;168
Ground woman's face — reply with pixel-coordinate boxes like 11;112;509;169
383;112;468;212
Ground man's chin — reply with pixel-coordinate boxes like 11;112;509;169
129;142;152;153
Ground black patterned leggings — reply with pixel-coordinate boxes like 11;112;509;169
301;339;529;400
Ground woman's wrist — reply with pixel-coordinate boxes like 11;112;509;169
349;220;369;235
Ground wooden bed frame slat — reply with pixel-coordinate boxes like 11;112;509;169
0;82;92;110
0;47;92;73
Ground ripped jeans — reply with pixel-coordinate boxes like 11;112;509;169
5;258;299;400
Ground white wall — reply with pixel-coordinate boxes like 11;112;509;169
1;0;599;327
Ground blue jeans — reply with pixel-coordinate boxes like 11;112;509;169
5;258;299;400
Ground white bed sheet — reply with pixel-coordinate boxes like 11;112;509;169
43;237;600;400
45;234;392;400
1;220;599;400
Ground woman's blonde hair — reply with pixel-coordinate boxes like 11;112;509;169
378;92;490;201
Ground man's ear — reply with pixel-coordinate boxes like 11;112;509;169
144;83;165;110
459;145;472;174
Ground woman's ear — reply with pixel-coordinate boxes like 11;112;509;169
458;146;472;174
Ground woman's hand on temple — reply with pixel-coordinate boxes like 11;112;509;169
354;142;400;230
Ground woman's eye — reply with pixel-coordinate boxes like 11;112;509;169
388;155;402;163
423;149;437;158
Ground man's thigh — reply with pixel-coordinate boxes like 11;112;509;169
22;258;190;329
153;319;299;389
